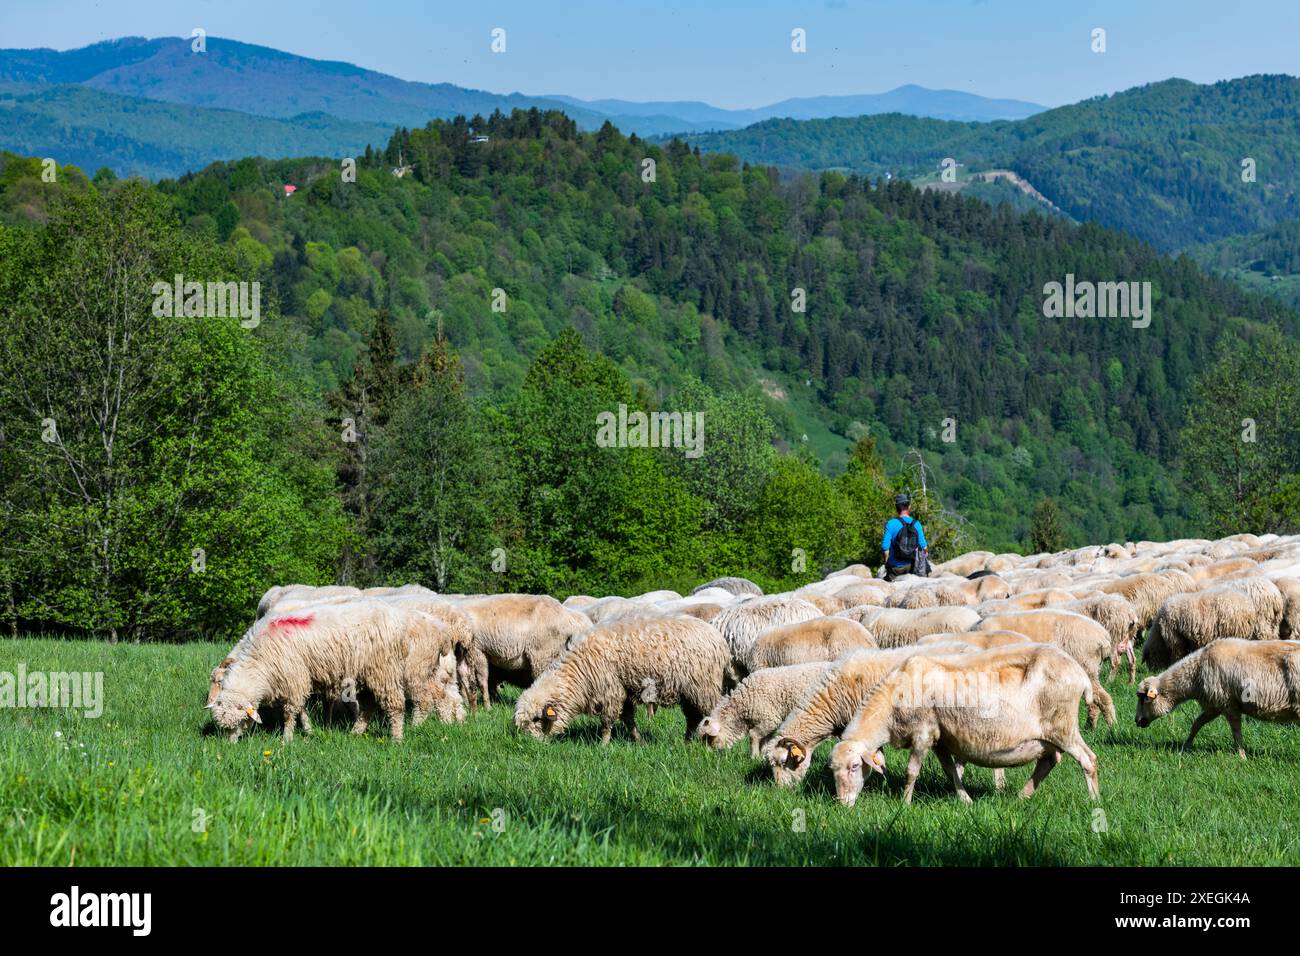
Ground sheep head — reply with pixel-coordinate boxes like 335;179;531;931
1134;678;1168;727
830;741;887;807
209;695;262;740
514;696;566;739
767;737;811;786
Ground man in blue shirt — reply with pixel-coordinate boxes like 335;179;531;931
880;494;928;581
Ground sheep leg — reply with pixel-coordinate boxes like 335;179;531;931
1180;710;1217;753
680;702;704;743
281;703;300;744
1062;737;1099;799
599;714;615;745
474;651;491;711
1088;677;1116;727
1019;750;1061;799
934;749;973;804
749;731;761;759
1127;645;1137;684
900;746;930;804
620;699;640;742
1225;712;1248;760
352;699;376;736
645;703;657;719
378;688;405;742
993;768;1006;791
298;709;313;736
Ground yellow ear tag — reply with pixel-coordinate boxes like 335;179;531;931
1145;688;1157;699
789;744;804;760
544;706;557;719
245;706;257;717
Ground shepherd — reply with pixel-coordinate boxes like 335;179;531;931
880;494;928;581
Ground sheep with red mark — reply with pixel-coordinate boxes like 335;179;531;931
1136;639;1300;759
209;600;459;742
829;644;1098;805
514;615;730;744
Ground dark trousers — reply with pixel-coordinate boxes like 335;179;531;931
884;563;913;582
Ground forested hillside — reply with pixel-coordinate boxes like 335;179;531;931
680;75;1300;253
4;109;1298;636
155;109;1298;547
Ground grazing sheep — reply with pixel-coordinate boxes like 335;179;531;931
692;576;763;597
763;644;978;786
1099;569;1198;630
1136;639;1300;759
563;595;598;608
711;595;824;664
1192;557;1259;583
675;602;727;623
454;594;593;704
839;606;981;648
983;587;1077;611
1142;578;1284;671
830;583;891;608
1061;594;1142;683
975;609;1116;727
513;615;730;743
255;584;361;620
828;644;1098;805
696;662;836;756
632;589;683;604
828;563;878;580
742;617;877;673
209;601;458;743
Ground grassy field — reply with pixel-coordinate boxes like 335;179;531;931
2;637;1298;866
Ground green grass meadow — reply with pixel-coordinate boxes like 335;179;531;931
2;637;1298;866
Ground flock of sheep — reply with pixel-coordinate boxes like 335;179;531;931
206;532;1300;806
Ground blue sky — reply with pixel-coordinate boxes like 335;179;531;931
1;0;1296;109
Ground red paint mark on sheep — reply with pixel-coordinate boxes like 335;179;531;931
269;615;315;632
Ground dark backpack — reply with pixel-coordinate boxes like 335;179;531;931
890;517;921;566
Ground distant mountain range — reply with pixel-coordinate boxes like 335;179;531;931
680;75;1300;253
0;35;1047;180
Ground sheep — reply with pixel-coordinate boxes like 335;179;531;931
1060;594;1142;683
692;576;763;597
378;592;481;710
711;595;824;664
838;606;981;648
975;608;1116;727
828;644;1098;805
513;615;730;743
1274;578;1300;639
453;594;593;705
632;589;683;604
915;629;1031;651
763;644;979;787
696;662;836;756
828;563;878;580
1191;557;1259;583
935;551;995;577
830;583;890;608
1143;578;1284;670
209;601;458;742
563;595;598;609
800;593;852;614
253;584;361;619
674;602;726;623
1099;569;1198;630
741;617;877;673
1136;639;1300;759
981;587;1078;612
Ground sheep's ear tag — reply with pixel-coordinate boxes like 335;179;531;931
788;743;805;762
1145;688;1158;699
544;705;557;720
872;751;886;768
245;706;257;717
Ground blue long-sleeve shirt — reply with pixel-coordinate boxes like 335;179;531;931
882;516;927;566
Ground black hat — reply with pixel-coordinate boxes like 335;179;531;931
894;494;911;509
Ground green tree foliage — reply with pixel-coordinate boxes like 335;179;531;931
0;184;347;639
1179;325;1300;534
1030;497;1068;554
